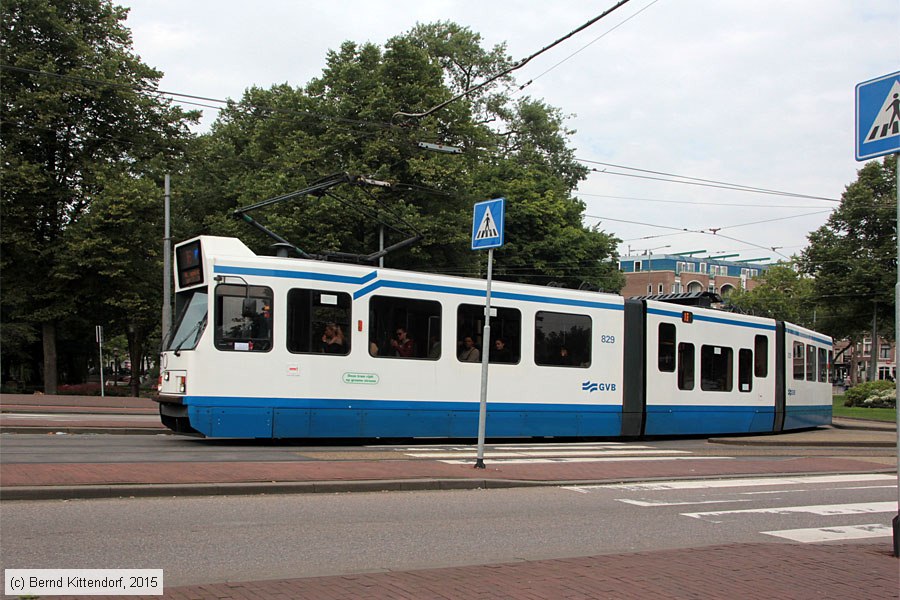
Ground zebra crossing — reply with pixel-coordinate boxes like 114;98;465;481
395;441;734;465
564;474;898;545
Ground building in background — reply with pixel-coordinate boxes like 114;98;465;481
618;252;769;299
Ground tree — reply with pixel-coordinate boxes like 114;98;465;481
57;171;166;396
724;263;816;326
182;22;621;291
799;155;897;345
1;0;196;391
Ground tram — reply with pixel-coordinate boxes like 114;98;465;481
156;236;832;438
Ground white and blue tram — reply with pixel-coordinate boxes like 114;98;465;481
156;236;833;438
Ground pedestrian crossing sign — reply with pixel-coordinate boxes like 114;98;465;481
855;71;900;161
471;198;505;250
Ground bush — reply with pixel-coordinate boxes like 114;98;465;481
843;380;896;408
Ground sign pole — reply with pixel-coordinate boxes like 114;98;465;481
855;70;900;557
894;151;899;558
475;248;493;469
96;326;105;398
470;197;505;469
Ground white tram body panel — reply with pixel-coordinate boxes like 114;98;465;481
159;236;627;438
782;323;833;429
642;300;779;435
157;236;831;439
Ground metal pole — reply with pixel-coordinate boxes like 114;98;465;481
893;153;899;558
97;326;105;398
162;174;172;348
475;248;493;469
379;225;384;268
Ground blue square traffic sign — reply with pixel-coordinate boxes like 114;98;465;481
471;198;505;250
855;71;900;161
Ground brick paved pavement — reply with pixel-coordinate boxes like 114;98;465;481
44;543;897;600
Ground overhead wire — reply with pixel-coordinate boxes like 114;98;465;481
515;0;663;94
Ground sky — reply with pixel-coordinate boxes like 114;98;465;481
120;0;899;263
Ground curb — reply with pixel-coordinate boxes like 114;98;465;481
708;437;896;448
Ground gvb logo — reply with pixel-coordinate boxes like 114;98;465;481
582;381;616;393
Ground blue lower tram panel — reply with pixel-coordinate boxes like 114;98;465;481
183;398;624;438
644;405;777;436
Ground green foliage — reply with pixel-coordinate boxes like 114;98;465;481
799;155;897;341
1;0;197;390
182;22;621;291
725;264;816;326
832;395;897;421
843;380;896;408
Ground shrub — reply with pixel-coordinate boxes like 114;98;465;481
843;380;896;408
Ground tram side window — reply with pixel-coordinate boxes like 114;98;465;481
457;304;521;364
738;348;753;392
534;311;591;368
214;284;273;352
369;295;441;360
658;323;676;372
793;342;805;380
678;342;695;390
700;345;733;392
754;335;768;378
286;289;351;355
806;344;816;381
818;347;829;382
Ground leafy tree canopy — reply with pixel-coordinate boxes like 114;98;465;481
1;0;197;391
182;21;621;291
798;155;897;341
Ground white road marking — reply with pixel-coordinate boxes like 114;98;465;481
570;474;897;492
761;524;893;543
406;449;689;459
441;456;734;465
683;501;897;520
617;498;753;507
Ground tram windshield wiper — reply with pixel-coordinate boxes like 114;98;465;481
173;314;207;357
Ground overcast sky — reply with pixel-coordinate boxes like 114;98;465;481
120;0;899;263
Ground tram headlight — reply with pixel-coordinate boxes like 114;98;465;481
176;375;186;394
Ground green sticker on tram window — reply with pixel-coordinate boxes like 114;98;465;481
343;372;380;385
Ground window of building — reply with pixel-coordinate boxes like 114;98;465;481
701;345;733;391
214;284;273;352
678;342;695;390
286;289;351;355
457;304;521;364
535;311;591;368
658;283;665;294
700;263;707;273
880;344;892;359
806;344;816;381
658;323;676;372
633;261;642;272
738;348;753;392
754;335;768;378
793;342;805;380
369;296;441;360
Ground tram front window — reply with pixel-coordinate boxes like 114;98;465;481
167;291;208;352
214;284;273;352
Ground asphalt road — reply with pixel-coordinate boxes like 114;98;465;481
1;474;896;587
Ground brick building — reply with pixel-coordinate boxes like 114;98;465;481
618;252;767;298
